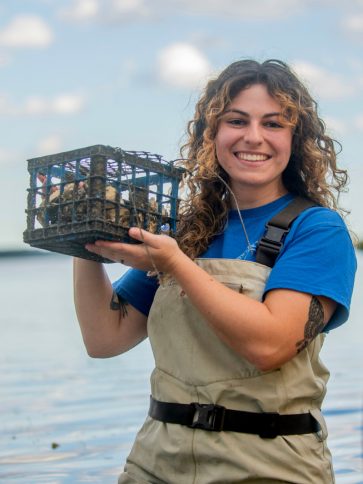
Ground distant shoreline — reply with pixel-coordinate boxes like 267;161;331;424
1;242;362;259
0;249;53;258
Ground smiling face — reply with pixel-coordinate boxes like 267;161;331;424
215;83;293;208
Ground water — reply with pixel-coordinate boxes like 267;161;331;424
0;252;362;483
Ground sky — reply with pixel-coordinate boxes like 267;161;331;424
1;0;363;249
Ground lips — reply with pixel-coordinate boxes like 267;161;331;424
234;152;270;162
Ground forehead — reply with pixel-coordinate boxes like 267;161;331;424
227;84;282;114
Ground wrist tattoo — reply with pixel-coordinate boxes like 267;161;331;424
296;296;325;353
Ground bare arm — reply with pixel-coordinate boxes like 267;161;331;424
85;228;336;370
158;254;336;371
73;258;147;358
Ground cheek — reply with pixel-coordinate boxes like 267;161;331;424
215;128;233;157
275;135;293;163
283;132;293;156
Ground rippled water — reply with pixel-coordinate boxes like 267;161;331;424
0;252;362;483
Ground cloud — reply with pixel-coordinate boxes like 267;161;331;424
111;0;151;18
323;116;347;137
171;0;304;19
292;61;352;100
59;0;100;21
342;13;363;36
0;93;85;117
157;43;212;89
25;94;85;115
0;15;53;48
60;0;151;23
323;114;363;136
56;0;363;26
51;94;85;114
36;135;63;155
58;0;309;25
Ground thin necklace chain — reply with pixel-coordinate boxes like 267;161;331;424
211;172;254;253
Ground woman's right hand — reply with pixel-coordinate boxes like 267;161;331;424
85;227;186;274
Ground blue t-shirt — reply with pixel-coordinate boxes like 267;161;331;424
113;194;357;331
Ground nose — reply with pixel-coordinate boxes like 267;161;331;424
244;122;263;145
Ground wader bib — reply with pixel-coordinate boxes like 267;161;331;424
119;199;335;484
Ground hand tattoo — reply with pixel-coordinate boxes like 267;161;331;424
296;296;325;353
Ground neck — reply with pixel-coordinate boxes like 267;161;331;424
229;182;289;210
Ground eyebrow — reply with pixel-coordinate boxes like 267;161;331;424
224;109;282;118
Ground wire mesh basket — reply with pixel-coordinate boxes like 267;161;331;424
23;144;184;262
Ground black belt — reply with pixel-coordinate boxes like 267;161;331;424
148;396;320;439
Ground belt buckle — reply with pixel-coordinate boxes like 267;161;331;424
189;403;225;431
258;412;280;439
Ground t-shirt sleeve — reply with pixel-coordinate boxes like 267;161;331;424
263;207;357;331
112;269;159;316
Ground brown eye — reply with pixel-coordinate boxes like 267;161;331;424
264;121;283;128
227;119;246;126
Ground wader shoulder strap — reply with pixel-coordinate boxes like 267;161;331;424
255;196;317;268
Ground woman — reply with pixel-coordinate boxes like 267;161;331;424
75;59;357;483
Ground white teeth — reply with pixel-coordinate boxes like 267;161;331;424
236;152;269;161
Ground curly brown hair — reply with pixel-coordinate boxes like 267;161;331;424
176;59;348;260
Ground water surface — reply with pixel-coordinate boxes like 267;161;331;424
0;252;362;483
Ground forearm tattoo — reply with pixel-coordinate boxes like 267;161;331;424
109;291;129;317
296;296;325;353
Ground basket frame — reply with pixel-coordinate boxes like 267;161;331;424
23;144;184;263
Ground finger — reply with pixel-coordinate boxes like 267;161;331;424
85;243;102;254
86;240;134;259
128;227;160;247
92;240;128;251
85;243;122;262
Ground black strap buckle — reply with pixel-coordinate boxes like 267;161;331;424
189;403;225;431
261;224;290;247
257;225;290;265
258;412;280;439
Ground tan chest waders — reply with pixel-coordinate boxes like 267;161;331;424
118;198;335;484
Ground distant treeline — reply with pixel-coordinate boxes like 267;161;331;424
0;249;50;258
1;242;363;258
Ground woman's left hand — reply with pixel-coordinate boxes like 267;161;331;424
85;227;185;273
